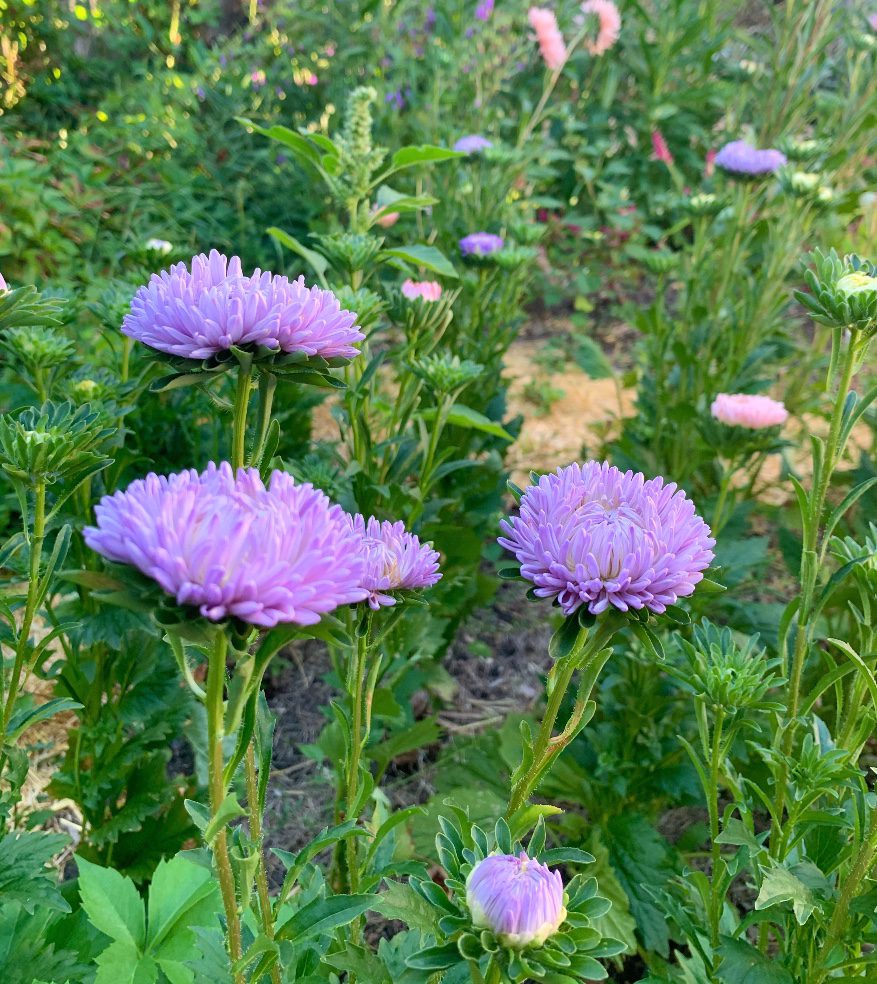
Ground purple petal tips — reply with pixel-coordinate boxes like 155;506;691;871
84;463;368;626
122;249;364;361
714;140;787;176
348;514;442;609
498;461;715;617
459;232;505;256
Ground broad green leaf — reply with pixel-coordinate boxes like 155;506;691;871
716;938;794;983
146;854;220;953
77;855;146;948
755;862;828;925
94;940;156;984
6;697;83;742
374;880;440;935
389;145;464;169
419;403;513;441
323;943;390;983
275;893;377;942
381;244;458;279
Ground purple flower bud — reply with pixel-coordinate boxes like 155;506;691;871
454;134;493;154
466;853;566;948
459;232;504;256
714;140;787;176
475;0;495;22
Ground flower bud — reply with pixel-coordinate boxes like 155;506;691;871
466;852;566;949
836;271;877;297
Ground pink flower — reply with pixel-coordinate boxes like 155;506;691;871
869;12;877;30
705;148;716;178
711;393;789;429
528;8;567;70
0;272;7;292
651;129;674;165
580;0;621;55
374;209;400;228
402;279;442;302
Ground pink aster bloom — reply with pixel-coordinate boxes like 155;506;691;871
0;272;7;291
651;129;674;165
123;250;363;361
401;279;443;302
869;12;877;29
467;853;566;948
580;0;621;56
705;148;717;178
711;393;789;429
348;514;441;609
528;8;567;70
84;463;368;627
499;461;715;617
374;209;400;228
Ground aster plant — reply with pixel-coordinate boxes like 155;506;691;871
404;815;623;984
498;460;716;816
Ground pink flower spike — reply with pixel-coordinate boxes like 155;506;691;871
651;129;674;165
528;8;567;70
580;0;621;55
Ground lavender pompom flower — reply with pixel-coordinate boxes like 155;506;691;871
349;514;441;609
84;463;368;627
123;249;364;361
454;134;493;154
466;853;566;948
459;232;505;256
498;461;715;616
714;140;787;176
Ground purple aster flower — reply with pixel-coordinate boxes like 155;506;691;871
84;463;368;627
196;85;207;101
123;250;364;361
466;853;566;948
475;0;495;21
498;461;715;616
454;134;494;154
425;6;437;30
349;514;441;609
386;89;405;110
459;232;504;256
714;140;787;176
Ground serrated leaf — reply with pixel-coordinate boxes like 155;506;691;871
0;832;70;914
275;893;377;942
77;855;145;948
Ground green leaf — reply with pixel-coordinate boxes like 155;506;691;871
184;794;245;845
0;832;70;913
275;893;377;943
405;942;462;971
716;938;794;983
389;145;464;169
77;855;146;949
380;244;458;279
6;697;82;742
754;863;827;925
572;336;613;379
146;854;220;953
323;943;390;984
94;941;157;984
267;227;329;282
374;879;440;935
419;403;513;441
370;718;441;772
540;848;595;866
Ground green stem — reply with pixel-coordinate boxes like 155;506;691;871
232;364;254;471
814;802;877;983
345;631;369;899
245;743;282;984
206;632;244;983
707;705;725;951
506;620;615;817
772;340;859;852
2;480;46;732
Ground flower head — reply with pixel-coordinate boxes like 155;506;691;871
459;232;505;256
374;209;400;228
714;140;787;176
454;134;494;154
836;271;877;297
0;272;7;292
145;238;173;255
123;250;363;361
580;0;621;55
528;8;567;70
475;0;495;21
711;393;788;429
348;514;441;609
499;461;715;616
84;463;367;627
466;853;566;948
402;279;443;301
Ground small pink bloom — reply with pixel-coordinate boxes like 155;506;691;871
528;8;567;70
705;148;717;178
374;209;400;228
580;0;621;55
402;279;442;302
306;72;318;86
0;272;7;291
869;12;877;30
651;129;674;165
711;393;789;430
